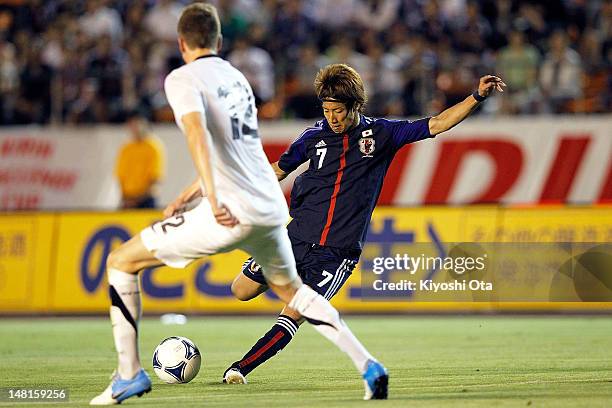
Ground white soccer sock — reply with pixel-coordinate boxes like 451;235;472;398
108;268;142;380
288;284;374;374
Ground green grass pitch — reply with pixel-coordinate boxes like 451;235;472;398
0;316;611;407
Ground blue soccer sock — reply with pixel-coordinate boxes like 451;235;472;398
231;314;299;376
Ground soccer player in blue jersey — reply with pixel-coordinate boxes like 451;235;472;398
222;64;505;385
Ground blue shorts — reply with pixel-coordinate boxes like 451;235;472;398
242;237;360;300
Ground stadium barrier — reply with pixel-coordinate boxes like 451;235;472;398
1;116;611;210
0;206;610;314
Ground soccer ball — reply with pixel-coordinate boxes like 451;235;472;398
152;336;201;384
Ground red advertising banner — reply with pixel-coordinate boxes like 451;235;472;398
0;116;610;210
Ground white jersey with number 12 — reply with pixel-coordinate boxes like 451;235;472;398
164;55;288;226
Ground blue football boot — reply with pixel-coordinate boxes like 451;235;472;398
363;360;388;400
90;369;151;405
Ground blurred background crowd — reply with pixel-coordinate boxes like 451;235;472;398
0;0;610;125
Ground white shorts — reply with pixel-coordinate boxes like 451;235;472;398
140;199;297;285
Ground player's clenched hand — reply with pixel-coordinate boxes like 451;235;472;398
213;204;239;227
477;75;507;98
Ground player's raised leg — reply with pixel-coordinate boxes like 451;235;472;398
279;281;388;400
271;281;388;399
247;226;388;400
90;235;160;405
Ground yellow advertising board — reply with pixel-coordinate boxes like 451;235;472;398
0;213;56;312
497;206;612;242
0;206;610;314
50;211;287;313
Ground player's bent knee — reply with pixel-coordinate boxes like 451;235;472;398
231;278;262;301
106;249;122;271
106;247;136;274
230;280;250;301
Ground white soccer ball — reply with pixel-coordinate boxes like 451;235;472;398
152;336;201;384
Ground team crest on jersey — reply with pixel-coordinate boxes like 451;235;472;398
359;130;375;157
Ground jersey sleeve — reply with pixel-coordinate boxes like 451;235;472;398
388;117;434;150
164;70;205;122
277;128;316;173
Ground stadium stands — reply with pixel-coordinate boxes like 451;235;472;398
0;0;609;124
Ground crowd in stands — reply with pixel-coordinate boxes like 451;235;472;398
0;0;610;125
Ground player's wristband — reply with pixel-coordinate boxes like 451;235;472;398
472;91;487;102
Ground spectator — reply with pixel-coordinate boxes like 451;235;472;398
539;29;583;113
144;0;182;43
66;79;100;124
387;22;412;62
123;40;158;114
228;35;275;105
352;0;401;32
84;35;126;122
305;0;357;32
436;62;476;108
285;43;329;119
326;36;373;94
490;0;513;48
40;25;64;70
115;112;165;209
215;0;251;50
579;28;606;73
0;40;18;124
418;0;451;44
575;28;608;113
439;0;467;22
78;0;123;43
496;29;540;114
453;1;492;54
594;0;612;41
58;46;84;121
269;0;316;64
514;3;548;47
124;2;152;42
365;43;404;116
0;9;14;41
13;44;52;124
401;34;437;115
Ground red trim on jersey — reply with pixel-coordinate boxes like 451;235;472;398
239;331;285;367
319;134;349;246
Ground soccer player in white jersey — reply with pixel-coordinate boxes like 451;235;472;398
90;4;387;405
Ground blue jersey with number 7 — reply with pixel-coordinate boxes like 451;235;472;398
277;115;434;251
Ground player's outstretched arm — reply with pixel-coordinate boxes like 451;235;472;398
181;112;238;227
428;75;506;136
